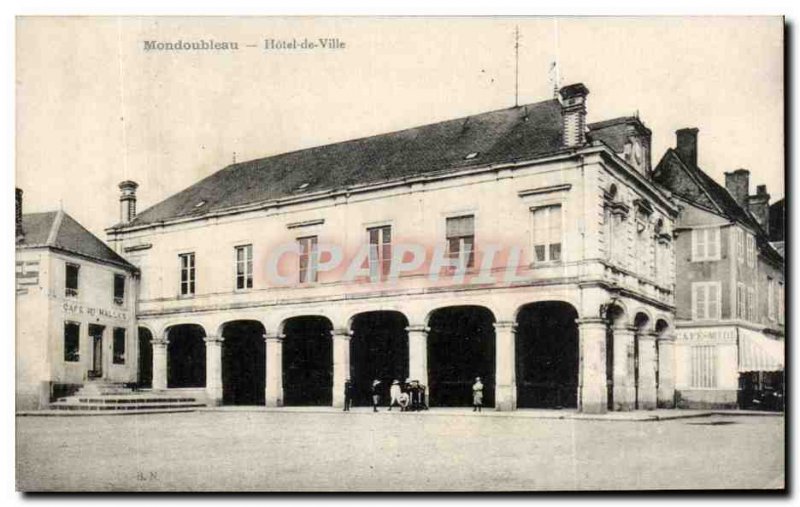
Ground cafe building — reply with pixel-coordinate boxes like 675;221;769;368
15;189;139;410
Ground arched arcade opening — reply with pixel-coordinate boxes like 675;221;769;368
282;316;333;406
167;324;206;388
350;311;409;407
515;302;579;408
221;320;266;405
427;306;495;408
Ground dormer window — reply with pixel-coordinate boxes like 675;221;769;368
464;152;479;160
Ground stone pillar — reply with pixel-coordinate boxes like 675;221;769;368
264;333;284;407
577;318;608;414
657;334;676;408
151;336;168;391
204;335;224;406
331;328;352;409
612;326;636;411
494;321;517;411
637;332;658;410
406;325;429;391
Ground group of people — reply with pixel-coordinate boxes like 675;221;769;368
342;376;485;412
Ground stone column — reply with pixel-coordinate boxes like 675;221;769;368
151;336;168;391
204;335;224;406
494;321;517;411
264;333;284;407
577;318;608;414
612;326;636;411
406;325;429;390
657;334;676;408
637;331;658;410
331;329;352;409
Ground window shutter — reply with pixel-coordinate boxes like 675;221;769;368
446;216;474;238
693;229;705;260
707;228;719;259
708;284;719;319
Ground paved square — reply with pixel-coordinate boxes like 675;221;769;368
16;410;784;491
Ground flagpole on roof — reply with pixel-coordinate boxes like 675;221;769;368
552;18;561;99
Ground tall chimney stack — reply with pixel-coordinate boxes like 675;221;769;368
118;180;139;224
748;184;770;230
676;128;699;167
558;83;590;148
724;169;750;209
15;188;24;242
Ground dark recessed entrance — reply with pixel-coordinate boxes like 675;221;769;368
222;320;266;405
282;316;333;406
167;324;206;388
516;302;579;409
428;306;495;407
138;327;153;388
350;311;409;406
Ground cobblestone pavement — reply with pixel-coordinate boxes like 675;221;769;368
16;410;784;492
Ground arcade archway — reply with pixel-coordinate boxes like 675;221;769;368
427;306;495;407
282;316;333;406
515;302;579;408
221;320;266;405
350;311;409;406
167;324;206;388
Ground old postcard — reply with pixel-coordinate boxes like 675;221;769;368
15;16;785;492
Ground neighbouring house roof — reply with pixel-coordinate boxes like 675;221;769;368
653;149;783;264
17;210;136;270
112;99;568;229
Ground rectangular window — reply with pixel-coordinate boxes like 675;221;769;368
692;227;721;261
693;282;721;320
179;253;196;296
113;274;125;305
736;282;746;319
368;225;392;280
446;215;475;268
691;345;717;388
65;263;80;297
112;328;126;365
235;245;253;290
532;205;562;264
746;234;756;267
747;287;755;322
64;322;80;362
767;277;775;321
736;228;745;264
298;236;319;283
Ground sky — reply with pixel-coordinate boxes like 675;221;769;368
16;16;784;239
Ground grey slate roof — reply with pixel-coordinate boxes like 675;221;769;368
118;99;566;228
18;211;136;270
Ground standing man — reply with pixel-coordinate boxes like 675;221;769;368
472;377;484;413
371;379;381;412
388;380;402;411
343;377;354;412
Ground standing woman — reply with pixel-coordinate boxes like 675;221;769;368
371;379;382;412
472;377;484;412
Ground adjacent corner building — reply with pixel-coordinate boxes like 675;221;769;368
15;188;139;410
653;129;785;409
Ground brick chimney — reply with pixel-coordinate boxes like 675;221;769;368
558;83;590;148
15;187;24;242
748;184;770;230
676;128;699;167
119;180;139;224
724;169;750;209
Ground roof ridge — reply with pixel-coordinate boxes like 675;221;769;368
46;209;64;246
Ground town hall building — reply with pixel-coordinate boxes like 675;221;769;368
104;83;680;413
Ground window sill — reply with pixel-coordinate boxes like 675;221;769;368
529;261;563;268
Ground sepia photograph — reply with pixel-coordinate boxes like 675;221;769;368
13;14;785;492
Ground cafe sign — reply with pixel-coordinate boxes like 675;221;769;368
62;301;129;321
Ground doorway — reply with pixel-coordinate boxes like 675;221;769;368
88;324;105;379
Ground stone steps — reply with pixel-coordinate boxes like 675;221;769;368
50;384;205;412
